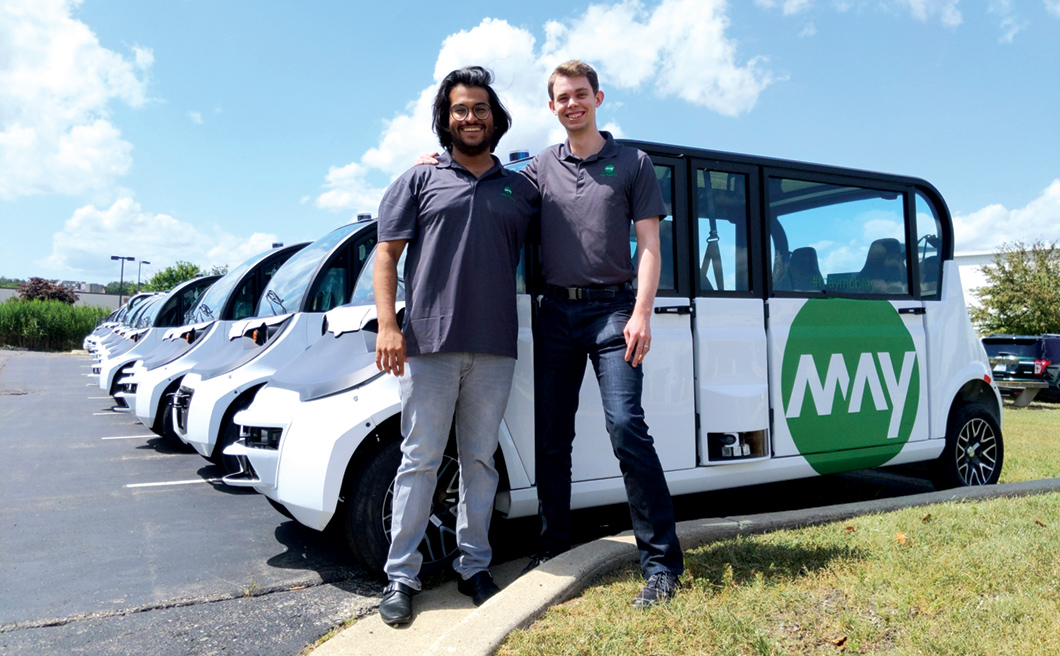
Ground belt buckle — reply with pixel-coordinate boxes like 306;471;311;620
565;287;582;301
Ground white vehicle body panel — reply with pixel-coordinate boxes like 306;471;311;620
175;312;324;457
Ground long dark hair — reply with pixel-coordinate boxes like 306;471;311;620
432;66;512;153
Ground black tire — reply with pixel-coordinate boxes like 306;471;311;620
214;419;243;474
212;392;257;473
338;438;459;579
267;496;295;520
160;398;193;452
930;402;1004;489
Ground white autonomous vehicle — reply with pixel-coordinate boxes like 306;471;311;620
88;293;162;362
227;141;1002;577
171;217;377;472
83;293;155;353
120;243;308;445
96;276;219;406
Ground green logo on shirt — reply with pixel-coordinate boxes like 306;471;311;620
601;164;617;177
501;185;514;200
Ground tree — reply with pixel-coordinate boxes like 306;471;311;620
208;264;229;276
970;239;1060;336
17;277;79;304
0;276;26;289
143;261;202;292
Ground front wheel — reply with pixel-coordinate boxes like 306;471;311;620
337;437;459;579
930;402;1003;489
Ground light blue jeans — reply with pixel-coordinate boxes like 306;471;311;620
385;352;516;590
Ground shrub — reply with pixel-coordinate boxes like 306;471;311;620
17;277;79;304
0;299;110;351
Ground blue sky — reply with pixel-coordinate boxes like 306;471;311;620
2;0;1058;284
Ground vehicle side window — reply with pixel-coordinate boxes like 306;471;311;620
915;192;943;298
769;177;908;296
696;169;750;294
630;164;677;293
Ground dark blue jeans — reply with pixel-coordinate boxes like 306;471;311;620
534;289;684;578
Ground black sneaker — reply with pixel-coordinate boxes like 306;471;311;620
378;581;415;626
520;552;553;576
631;572;679;608
457;570;501;606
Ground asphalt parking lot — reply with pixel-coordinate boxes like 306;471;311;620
0;350;382;656
0;349;942;656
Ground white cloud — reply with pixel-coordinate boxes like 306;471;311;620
0;0;151;200
188;111;203;125
988;1;1027;43
800;21;818;36
894;0;962;27
316;2;773;214
754;0;813;12
42;197;280;281
952;180;1060;254
1047;0;1060;18
758;0;963;27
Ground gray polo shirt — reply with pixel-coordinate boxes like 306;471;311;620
377;151;539;358
521;132;665;287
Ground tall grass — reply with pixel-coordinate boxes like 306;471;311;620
0;299;110;351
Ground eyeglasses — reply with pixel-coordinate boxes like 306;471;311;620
450;103;491;121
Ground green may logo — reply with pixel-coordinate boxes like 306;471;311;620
780;299;920;474
600;164;617;177
501;185;514;200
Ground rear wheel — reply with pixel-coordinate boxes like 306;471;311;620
930;402;1003;489
337;437;459;579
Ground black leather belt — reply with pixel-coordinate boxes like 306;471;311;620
544;283;631;301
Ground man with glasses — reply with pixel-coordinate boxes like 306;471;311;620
373;66;538;626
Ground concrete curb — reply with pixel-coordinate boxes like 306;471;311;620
312;478;1060;656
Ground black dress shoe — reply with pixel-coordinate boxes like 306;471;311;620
457;571;501;606
379;582;415;626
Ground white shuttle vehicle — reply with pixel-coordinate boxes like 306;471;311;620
121;243;307;443
83;293;154;353
88;293;161;362
172;218;377;471
228;141;1003;576
96;276;219;404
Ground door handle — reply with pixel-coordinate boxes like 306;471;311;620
655;306;693;315
898;307;926;315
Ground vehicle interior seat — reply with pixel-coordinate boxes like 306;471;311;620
788;246;825;292
859;238;907;294
919;255;940;295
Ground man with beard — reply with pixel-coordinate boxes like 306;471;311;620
373;66;538;626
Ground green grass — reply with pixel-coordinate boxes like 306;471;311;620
498;404;1060;656
1000;402;1060;482
0;298;109;351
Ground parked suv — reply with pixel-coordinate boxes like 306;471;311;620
983;334;1060;403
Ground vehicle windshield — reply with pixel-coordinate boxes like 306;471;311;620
347;246;406;307
134;296;165;328
187;252;265;324
256;224;361;317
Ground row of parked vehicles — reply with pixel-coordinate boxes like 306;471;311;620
85;140;1006;578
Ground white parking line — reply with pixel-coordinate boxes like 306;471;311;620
88;396;113;399
92;412;119;416
125;478;222;488
102;435;156;440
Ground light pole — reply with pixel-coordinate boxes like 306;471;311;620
137;260;151;293
110;255;135;305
